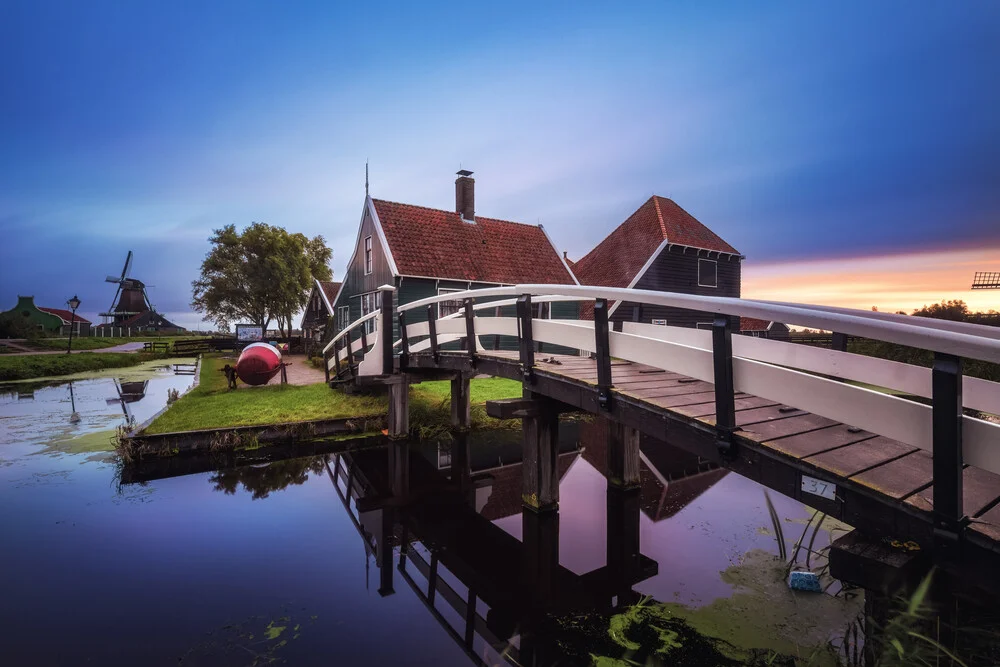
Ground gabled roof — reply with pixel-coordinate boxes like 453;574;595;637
371;198;577;285
317;280;341;311
739;317;772;332
573;196;741;289
37;307;91;324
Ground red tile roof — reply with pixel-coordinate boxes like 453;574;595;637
739;317;771;331
38;307;91;324
318;281;341;307
573;196;740;288
373;199;575;285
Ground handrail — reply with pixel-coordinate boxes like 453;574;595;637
396;284;1000;363
322;310;380;355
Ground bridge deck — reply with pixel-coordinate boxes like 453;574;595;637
407;349;1000;590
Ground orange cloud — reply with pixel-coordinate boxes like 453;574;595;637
743;245;1000;314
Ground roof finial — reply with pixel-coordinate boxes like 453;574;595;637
365;160;369;196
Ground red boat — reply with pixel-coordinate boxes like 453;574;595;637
235;342;282;386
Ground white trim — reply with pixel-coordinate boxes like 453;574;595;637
367;196;400;276
607;238;670;318
697;258;718;288
538;223;580;285
363;235;373;275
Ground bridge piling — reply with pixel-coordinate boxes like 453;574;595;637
386;375;409;439
450;375;471;430
607;421;641;489
606;485;642;607
522;393;560;512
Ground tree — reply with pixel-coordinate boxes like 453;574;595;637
912;299;969;322
191;223;332;334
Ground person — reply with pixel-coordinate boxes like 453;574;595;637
220;364;238;390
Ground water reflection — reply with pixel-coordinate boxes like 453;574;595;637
210;457;327;499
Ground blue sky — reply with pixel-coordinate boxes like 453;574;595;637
2;1;998;327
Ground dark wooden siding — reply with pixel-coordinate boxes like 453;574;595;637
332;205;395;332
613;246;741;329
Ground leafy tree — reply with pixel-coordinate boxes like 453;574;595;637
912;299;969;322
191;223;332;333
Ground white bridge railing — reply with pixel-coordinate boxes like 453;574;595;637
328;283;1000;527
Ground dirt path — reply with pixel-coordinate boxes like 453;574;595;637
266;354;326;386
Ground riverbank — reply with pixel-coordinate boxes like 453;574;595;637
0;351;170;382
139;354;523;443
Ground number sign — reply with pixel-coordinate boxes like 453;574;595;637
800;475;836;501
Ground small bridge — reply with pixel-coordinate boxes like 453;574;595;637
323;284;1000;595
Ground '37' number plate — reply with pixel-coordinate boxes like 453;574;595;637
801;475;836;501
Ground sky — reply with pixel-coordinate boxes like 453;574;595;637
2;1;999;328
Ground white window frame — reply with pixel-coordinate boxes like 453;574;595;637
437;288;465;319
695;322;714;330
364;236;373;275
359;291;382;334
337;306;350;331
697;258;718;288
651;318;667;326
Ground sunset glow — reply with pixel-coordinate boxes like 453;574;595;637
743;245;1000;314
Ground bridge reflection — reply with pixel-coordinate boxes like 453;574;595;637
326;423;727;666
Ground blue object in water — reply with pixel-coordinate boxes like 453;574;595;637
788;570;822;592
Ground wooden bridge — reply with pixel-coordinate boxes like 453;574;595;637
323;284;1000;595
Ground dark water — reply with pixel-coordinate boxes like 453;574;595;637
0;369;861;666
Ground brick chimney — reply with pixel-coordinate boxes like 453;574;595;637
455;169;475;222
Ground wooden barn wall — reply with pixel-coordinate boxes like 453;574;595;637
613;246;741;329
334;206;395;329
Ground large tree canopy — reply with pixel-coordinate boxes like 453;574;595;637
191;223;332;334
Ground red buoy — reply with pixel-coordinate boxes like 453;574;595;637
235;342;282;386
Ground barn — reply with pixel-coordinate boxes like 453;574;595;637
0;296;91;336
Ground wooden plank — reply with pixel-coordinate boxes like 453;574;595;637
905;466;1000;517
738;413;840;442
850;451;933;500
766;425;876;459
638;390;719;410
673;396;779;419
971;503;1000;543
622;381;716;400
736;405;807;426
804;437;917;478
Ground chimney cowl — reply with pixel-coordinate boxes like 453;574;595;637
455;170;475;222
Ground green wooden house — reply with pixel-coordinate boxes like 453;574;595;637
0;295;92;335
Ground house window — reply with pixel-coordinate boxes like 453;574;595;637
651;319;667;326
698;259;717;288
360;291;382;334
535;302;551;319
337;306;350;331
695;322;714;330
437;288;465;319
364;236;373;275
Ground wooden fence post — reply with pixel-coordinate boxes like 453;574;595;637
594;298;612;411
516;294;534;384
332;342;341;380
427;305;439;362
932;352;964;550
464;297;477;365
380;285;396;374
712;314;736;457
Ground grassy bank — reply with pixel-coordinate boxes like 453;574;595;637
0;352;168;382
143;355;524;436
31;336;189;352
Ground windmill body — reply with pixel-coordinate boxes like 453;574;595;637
98;251;185;332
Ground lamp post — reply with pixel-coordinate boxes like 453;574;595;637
66;295;81;354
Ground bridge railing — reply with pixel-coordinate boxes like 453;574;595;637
334;283;1000;532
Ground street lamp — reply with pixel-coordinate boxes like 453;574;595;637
66;295;81;355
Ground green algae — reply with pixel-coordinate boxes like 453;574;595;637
3;357;197;384
36;429;117;457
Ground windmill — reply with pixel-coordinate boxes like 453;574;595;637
972;272;1000;290
100;251;154;325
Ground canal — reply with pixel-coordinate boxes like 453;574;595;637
1;364;868;665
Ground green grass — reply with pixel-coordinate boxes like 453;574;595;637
0;352;167;382
143;355;387;434
143;358;524;436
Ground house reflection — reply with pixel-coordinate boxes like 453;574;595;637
326;421;728;666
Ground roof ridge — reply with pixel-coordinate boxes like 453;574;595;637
372;198;535;228
651;195;668;239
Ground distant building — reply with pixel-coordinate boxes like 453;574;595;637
739;317;791;340
94;310;184;333
0;296;91;336
300;279;342;356
329;170;578;338
571;196;743;329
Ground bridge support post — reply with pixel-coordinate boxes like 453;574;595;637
594;298;613;411
386;374;409;439
522;393;560;512
517;294;535;384
712;314;736;457
932;352;965;554
606;485;642;607
451;374;471;430
831;331;848;352
607;421;641;489
450;431;472;491
379;285;396;374
521;507;559;607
